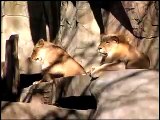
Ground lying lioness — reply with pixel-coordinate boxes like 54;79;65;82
30;39;86;83
91;34;150;77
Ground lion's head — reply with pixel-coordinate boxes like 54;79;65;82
30;39;53;63
98;35;129;62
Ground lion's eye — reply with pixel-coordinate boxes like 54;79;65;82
106;41;109;44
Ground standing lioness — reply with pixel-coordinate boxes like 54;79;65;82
30;39;86;82
91;34;150;77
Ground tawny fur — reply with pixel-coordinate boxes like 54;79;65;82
30;39;86;82
98;34;150;69
91;34;150;78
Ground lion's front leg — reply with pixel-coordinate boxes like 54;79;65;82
90;62;126;78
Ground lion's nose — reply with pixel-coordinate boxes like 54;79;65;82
28;57;32;62
35;58;39;60
35;57;42;61
98;47;102;50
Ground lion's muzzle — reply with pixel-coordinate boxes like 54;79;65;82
98;47;108;56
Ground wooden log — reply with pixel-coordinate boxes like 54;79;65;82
1;62;6;78
5;34;20;95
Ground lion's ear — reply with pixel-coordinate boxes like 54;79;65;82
111;36;119;43
100;34;107;42
100;34;107;40
36;39;45;47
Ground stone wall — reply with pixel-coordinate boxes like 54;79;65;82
1;1;34;73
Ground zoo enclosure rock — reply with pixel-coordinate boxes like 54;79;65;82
88;69;159;119
19;74;91;104
1;69;159;119
1;101;91;119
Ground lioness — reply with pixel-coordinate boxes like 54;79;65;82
91;34;150;77
30;39;86;83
